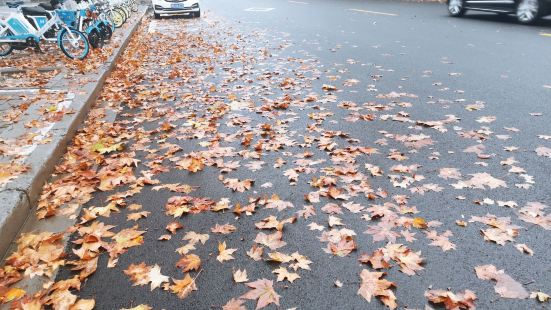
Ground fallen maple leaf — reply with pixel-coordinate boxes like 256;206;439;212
223;298;247;310
254;231;286;250
358;270;397;309
170;273;197;299
272;267;300;283
530;291;550;303
217;241;237;263
166;221;183;234
211;223;237;234
425;289;477;309
148;264;169;291
233;269;249;283
176;254;201;272
474;264;528;299
240;279;280;310
535;146;551;158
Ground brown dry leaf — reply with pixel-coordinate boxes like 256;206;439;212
233;269;249;283
254;231;286;250
170;273;197;299
357;270;397;309
176;254;201;272
0;287;25;304
223;298;247;310
412;217;428;229
124;263;151;287
127;211;150;222
240;278;280;310
247;244;264;261
535;146;551;158
70;299;95;310
515;244;534;256
121;305;152;310
166;221;183;234
474;264;528;299
328;215;344;227
272;267;300;283
68;257;98;280
177;156;205;172
211;223;237;234
425;289;477;309
217;241;237;263
158;234;171;241
265;195;294;211
425;230;456;251
530;291;550;303
223;178;254;192
175;243;196;255
452;173;507;190
183;231;209;245
438;168;462;180
255;215;296;231
267;251;293;264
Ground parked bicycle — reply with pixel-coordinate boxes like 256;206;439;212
0;0;90;59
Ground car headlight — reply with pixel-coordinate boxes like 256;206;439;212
191;3;199;8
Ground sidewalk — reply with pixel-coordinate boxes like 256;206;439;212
0;6;149;257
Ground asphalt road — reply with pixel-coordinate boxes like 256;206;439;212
52;1;551;309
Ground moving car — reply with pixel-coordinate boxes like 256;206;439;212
152;0;200;19
447;0;551;24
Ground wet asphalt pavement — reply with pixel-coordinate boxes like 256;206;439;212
53;0;551;309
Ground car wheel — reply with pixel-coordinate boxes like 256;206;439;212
154;12;161;19
194;10;201;18
448;0;466;16
516;0;540;24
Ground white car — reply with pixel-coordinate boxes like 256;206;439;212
152;0;200;18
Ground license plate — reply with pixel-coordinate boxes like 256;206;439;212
171;3;185;8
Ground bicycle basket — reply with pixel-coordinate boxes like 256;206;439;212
56;10;77;27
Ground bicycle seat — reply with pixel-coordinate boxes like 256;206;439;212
38;2;55;10
21;6;50;17
6;1;24;8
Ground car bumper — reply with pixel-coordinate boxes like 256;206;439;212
153;2;199;14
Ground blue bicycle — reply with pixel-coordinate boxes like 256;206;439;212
0;1;90;59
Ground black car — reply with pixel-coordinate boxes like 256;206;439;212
447;0;551;23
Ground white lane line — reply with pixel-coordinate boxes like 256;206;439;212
348;8;398;17
288;0;309;4
245;7;275;12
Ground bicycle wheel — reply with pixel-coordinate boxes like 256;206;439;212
99;22;113;40
58;28;90;60
0;31;14;57
108;9;124;28
115;7;128;23
120;5;131;18
87;28;102;49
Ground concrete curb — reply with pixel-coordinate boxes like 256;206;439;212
0;6;149;258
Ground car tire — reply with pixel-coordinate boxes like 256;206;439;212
194;10;200;18
516;0;540;24
154;12;161;19
448;0;466;17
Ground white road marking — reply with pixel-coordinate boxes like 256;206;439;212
288;0;309;4
540;32;551;37
245;7;275;12
348;8;398;17
0;88;63;93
